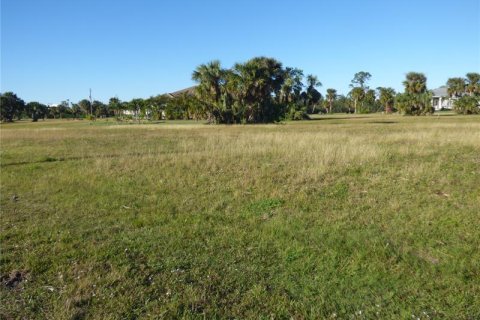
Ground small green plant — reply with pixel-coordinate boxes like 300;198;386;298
247;198;284;214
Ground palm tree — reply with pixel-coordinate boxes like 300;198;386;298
78;99;91;115
403;72;427;94
26;102;46;122
108;97;122;118
192;60;226;120
364;89;376;111
231;57;284;122
446;78;466;98
465;72;480;96
128;98;144;122
397;73;433;115
280;67;303;104
305;74;322;113
349;87;365;114
377;87;396;113
326;89;337;113
306;74;321;89
71;103;82;119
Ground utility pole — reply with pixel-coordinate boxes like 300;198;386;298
89;88;93;115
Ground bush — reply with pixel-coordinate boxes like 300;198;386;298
395;92;434;115
453;96;480;114
284;104;309;120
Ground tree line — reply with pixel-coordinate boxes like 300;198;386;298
445;73;480;114
1;57;479;123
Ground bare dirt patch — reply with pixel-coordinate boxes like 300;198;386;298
1;270;27;289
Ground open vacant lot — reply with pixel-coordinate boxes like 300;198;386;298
1;114;479;319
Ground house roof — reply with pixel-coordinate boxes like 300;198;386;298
166;86;197;98
431;86;448;97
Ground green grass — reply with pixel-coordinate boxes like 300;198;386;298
1;114;479;319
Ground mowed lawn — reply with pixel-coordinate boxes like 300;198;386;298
1;114;479;319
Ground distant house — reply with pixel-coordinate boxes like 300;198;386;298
431;86;454;110
122;86;197;119
165;86;197;99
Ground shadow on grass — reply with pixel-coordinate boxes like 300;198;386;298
1;152;164;167
309;116;370;121
89;120;167;126
368;121;397;124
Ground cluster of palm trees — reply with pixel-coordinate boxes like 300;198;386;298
447;73;480;97
348;71;378;114
446;73;480;115
189;58;443;122
191;57;325;123
395;72;434;115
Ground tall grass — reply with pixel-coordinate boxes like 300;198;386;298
1;114;479;319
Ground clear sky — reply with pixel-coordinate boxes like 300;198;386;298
1;0;479;104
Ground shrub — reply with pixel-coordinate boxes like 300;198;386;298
284;104;309;120
395;92;434;115
453;96;480;114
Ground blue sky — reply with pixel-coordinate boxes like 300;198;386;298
1;0;479;104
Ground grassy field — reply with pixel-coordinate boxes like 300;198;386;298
1;114;479;319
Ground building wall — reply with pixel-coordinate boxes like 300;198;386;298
432;97;454;110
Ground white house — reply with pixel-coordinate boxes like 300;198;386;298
431;86;454;110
